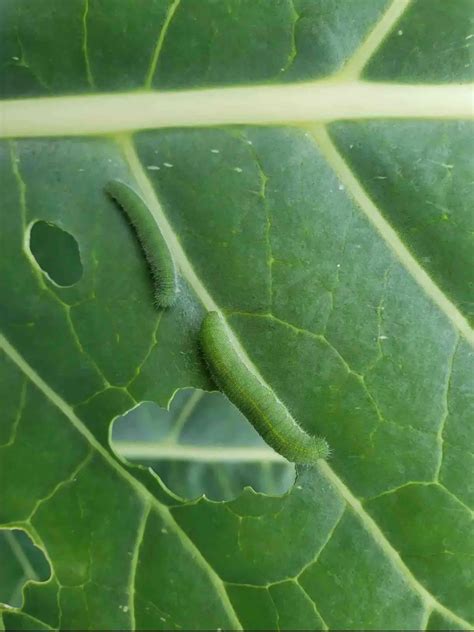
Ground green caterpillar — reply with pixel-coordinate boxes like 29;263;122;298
200;311;330;465
105;179;177;308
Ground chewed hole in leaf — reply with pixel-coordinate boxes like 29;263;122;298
0;529;50;608
28;220;83;286
111;388;295;501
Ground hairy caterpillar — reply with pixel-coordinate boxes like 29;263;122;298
106;179;177;308
200;312;330;465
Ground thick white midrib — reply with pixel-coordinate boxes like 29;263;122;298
309;125;474;347
0;334;242;631
122;136;472;629
0;82;473;138
115;442;286;463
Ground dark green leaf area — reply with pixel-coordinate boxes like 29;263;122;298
330;120;474;325
364;0;474;83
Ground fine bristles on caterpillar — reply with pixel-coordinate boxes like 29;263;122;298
200;311;330;465
105;179;177;308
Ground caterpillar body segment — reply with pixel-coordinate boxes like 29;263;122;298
106;179;177;308
200;311;330;465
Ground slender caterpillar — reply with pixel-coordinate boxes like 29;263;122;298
200;312;330;465
105;179;177;308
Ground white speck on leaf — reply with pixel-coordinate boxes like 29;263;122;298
161;527;168;534
338;183;345;191
379;335;389;340
398;29;403;35
234;167;243;173
147;165;160;170
12;56;20;61
164;162;173;168
211;149;220;153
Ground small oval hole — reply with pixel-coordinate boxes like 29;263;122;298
29;220;83;287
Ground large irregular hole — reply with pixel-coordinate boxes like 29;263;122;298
111;388;295;501
0;529;50;607
29;220;83;286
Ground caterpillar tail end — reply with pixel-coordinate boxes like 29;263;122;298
301;437;331;465
154;287;177;309
318;437;332;461
152;264;178;309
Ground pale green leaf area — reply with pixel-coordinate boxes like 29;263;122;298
0;0;473;630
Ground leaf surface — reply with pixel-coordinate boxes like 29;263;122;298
0;1;473;629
